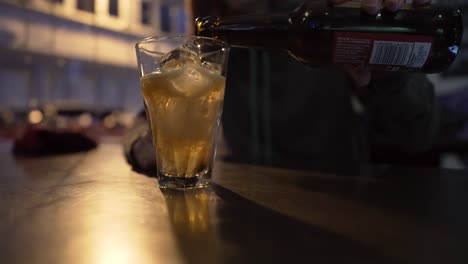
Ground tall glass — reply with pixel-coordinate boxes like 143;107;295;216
135;36;229;189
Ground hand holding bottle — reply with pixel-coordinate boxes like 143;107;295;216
196;1;461;74
329;0;433;87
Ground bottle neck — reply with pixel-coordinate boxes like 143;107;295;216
196;14;290;51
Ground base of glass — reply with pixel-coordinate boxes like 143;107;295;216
157;171;211;190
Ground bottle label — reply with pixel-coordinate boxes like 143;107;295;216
332;32;433;69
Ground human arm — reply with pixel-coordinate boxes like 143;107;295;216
331;0;440;152
122;113;156;174
331;0;433;87
357;72;440;153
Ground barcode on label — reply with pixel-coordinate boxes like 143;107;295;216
369;41;432;68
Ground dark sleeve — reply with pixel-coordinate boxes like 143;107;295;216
357;72;440;153
122;115;156;174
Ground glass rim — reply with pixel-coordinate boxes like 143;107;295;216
135;35;229;50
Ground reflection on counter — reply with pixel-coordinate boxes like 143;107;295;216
162;188;223;264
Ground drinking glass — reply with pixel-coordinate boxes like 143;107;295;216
135;36;229;189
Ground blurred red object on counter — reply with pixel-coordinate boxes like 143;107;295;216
13;126;97;156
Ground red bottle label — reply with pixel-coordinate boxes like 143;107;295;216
332;32;433;70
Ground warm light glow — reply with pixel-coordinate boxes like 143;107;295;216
95;231;136;264
89;182;151;264
117;112;134;128
78;154;184;264
103;115;117;129
28;110;43;124
78;113;93;128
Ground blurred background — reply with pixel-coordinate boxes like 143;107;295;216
0;0;467;168
0;0;187;141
